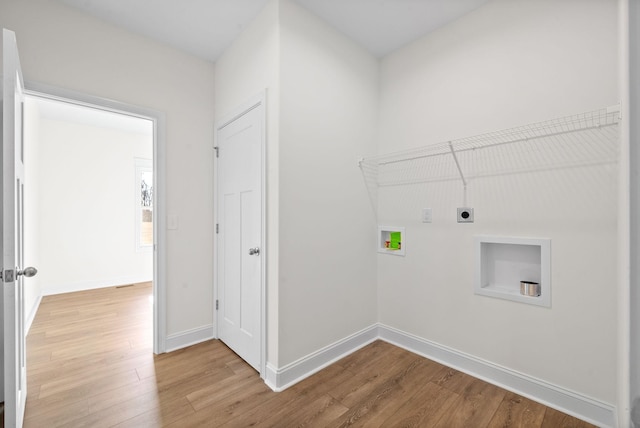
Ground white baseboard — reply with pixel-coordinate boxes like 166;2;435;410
377;324;616;428
25;293;43;334
42;276;153;296
264;324;379;392
165;325;214;352
264;323;616;428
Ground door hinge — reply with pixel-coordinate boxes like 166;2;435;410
214;146;219;158
216;224;219;234
216;300;219;310
2;269;14;283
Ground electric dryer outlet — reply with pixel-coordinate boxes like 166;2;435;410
457;207;474;223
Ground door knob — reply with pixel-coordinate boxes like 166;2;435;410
248;247;260;256
17;267;37;278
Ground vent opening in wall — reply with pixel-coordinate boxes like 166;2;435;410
475;236;551;307
378;226;405;256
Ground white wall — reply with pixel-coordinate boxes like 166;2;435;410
277;0;378;366
4;0;629;420
23;99;43;326
34;115;152;294
215;0;379;368
214;0;281;364
377;0;619;406
0;0;216;337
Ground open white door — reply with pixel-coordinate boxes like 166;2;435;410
216;98;264;373
2;28;36;428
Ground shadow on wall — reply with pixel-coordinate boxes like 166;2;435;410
358;107;620;223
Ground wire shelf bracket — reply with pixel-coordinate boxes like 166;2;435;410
358;105;621;193
448;141;468;205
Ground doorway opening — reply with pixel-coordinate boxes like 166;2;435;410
22;87;166;354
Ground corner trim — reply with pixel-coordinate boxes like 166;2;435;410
264;324;379;392
165;325;214;353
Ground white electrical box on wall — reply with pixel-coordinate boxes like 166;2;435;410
422;208;432;223
474;235;551;307
378;226;406;256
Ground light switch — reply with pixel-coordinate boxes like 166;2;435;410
167;215;179;230
422;208;432;223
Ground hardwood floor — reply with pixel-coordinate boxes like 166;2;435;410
24;283;596;427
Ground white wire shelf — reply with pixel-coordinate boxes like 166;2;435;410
358;105;621;190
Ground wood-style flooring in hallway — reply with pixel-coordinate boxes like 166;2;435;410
24;283;595;427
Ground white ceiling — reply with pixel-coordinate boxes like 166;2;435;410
294;0;489;58
38;0;489;130
55;0;489;62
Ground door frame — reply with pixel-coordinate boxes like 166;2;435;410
23;81;168;354
213;91;267;378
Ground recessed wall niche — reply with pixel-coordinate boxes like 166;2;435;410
378;226;406;256
475;236;551;307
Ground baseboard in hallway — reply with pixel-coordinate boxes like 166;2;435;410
23;285;599;427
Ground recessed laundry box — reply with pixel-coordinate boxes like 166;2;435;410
378;226;405;256
475;235;551;307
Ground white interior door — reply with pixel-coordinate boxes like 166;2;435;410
2;28;34;428
216;100;263;372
